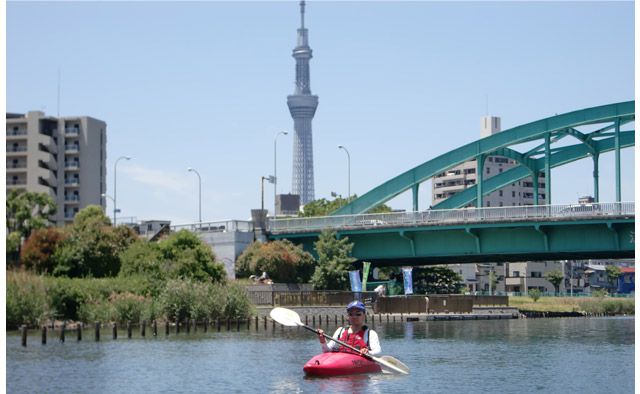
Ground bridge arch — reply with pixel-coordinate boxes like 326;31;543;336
332;101;634;215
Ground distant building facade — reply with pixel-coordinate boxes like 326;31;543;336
6;111;107;226
432;116;546;208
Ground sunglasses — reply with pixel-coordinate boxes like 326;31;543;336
348;312;363;317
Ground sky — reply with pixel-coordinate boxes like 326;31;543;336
6;1;636;225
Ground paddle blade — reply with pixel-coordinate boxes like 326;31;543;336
270;307;304;327
378;355;410;375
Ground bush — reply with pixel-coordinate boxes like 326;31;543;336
528;289;542;302
223;282;254;319
158;230;227;283
235;240;316;283
6;271;49;328
20;227;67;274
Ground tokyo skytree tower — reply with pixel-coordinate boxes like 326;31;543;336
287;0;318;205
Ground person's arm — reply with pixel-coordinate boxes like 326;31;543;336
321;327;342;353
367;330;381;356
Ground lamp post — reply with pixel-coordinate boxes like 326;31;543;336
114;156;131;226
274;131;288;217
338;145;351;199
187;167;202;227
101;193;115;218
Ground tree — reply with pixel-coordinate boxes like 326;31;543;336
20;227;68;274
544;269;564;295
6;190;57;265
119;240;164;280
310;230;356;290
235;240;316;283
299;195;392;217
605;265;622;294
412;266;464;294
51;205;137;278
6;190;57;238
528;288;542;302
157;230;226;282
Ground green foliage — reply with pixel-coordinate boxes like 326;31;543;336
299;195;392;217
160;279;253;322
6;190;57;265
528;288;542;302
119;241;164;279
592;289;608;298
579;297;634;315
412;266;464;294
235;240;315;283
605;265;622;290
6;189;57;238
51;205;138;278
310;230;356;290
158;230;226;282
544;269;564;294
20;227;68;274
6;271;49;328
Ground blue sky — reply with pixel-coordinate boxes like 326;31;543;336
6;1;635;224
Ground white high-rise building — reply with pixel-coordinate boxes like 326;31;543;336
6;111;107;226
432;115;546;207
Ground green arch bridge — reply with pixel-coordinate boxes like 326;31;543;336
269;101;635;266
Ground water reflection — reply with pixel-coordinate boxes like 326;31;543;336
7;317;634;394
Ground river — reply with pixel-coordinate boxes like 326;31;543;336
6;317;634;393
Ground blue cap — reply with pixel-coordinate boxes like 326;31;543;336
346;300;366;312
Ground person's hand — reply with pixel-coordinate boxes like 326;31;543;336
359;348;369;356
317;329;326;344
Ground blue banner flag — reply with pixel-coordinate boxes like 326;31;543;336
349;270;362;293
402;267;414;295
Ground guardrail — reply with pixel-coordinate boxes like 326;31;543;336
268;202;634;234
171;220;254;233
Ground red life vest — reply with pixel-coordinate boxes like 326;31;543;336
337;326;370;354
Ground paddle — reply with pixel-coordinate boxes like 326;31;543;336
270;307;410;375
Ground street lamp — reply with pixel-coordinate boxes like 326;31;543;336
114;156;131;226
261;175;276;213
274;131;288;217
187;167;202;227
338;145;351;199
101;193;115;218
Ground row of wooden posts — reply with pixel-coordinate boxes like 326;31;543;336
19;313;411;347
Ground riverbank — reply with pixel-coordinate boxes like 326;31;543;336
509;295;634;315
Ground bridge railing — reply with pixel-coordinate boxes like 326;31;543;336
269;201;634;234
171;219;254;233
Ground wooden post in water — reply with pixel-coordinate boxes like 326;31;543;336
193;319;197;333
341;315;345;325
216;318;221;332
312;315;315;326
335;315;338;325
152;320;158;337
176;321;180;334
386;314;389;323
263;316;267;330
165;321;170;336
42;326;47;345
127;321;132;339
21;325;27;347
60;323;66;343
203;319;208;333
77;323;82;341
226;318;231;331
305;315;308;325
247;317;251;330
186;319;191;334
236;319;241;332
113;323;117;340
95;322;100;342
254;316;258;331
272;318;275;330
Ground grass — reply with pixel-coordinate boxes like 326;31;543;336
509;295;635;314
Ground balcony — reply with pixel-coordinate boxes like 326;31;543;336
64;161;80;170
6;162;27;172
64;128;80;136
7;146;27;155
64;144;80;153
38;140;58;155
65;195;80;204
64;178;80;187
6;130;27;138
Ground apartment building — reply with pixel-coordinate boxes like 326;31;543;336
6;111;107;226
432;116;546;208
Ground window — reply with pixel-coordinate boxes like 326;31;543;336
531;272;542;278
513;271;520;277
486;201;491;207
499;168;503;173
486;167;491;174
499;190;503;197
512;191;516;198
499;201;503;207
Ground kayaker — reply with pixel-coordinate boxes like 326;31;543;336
316;300;381;356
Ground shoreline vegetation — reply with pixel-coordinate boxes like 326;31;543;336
7;270;634;330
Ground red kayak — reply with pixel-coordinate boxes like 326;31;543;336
303;352;383;376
